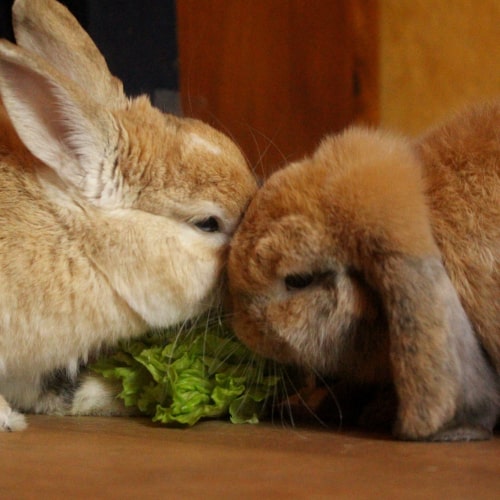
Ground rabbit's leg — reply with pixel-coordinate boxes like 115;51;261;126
36;368;133;417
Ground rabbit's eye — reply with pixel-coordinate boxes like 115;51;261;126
195;217;220;232
285;273;314;290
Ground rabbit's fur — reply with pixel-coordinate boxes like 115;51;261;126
228;101;500;441
0;0;257;431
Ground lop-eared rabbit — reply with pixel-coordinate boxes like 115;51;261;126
229;102;499;441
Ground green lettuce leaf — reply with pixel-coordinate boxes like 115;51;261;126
91;316;283;426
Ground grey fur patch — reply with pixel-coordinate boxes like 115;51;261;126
40;366;83;406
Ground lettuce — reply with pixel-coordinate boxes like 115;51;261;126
91;317;282;426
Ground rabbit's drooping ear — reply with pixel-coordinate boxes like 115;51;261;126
12;0;126;108
372;254;498;441
0;40;120;204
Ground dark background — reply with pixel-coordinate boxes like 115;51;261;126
0;0;179;104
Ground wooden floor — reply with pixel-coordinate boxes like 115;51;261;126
1;415;498;499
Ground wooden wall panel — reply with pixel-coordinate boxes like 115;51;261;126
176;1;378;178
380;0;500;134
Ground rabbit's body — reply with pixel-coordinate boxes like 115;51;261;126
0;97;146;415
0;0;256;431
228;101;499;441
417;104;500;371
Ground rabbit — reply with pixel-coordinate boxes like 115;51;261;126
0;0;257;431
228;100;500;441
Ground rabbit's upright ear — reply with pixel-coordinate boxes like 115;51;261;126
12;0;126;108
372;254;498;441
0;40;120;204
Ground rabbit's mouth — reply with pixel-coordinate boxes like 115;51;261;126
228;303;296;365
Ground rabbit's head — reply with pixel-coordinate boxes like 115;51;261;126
228;128;426;377
0;0;257;328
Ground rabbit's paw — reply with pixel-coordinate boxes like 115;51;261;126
0;396;27;432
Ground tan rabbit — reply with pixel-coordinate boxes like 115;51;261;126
228;101;500;441
0;0;257;431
